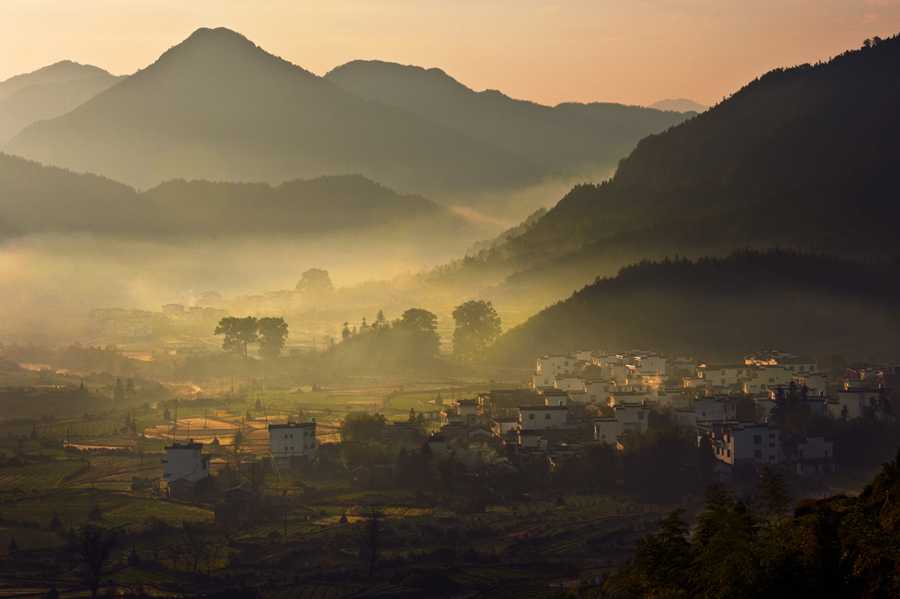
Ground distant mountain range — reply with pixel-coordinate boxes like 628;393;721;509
0;61;123;146
325;60;694;180
3;27;691;210
648;98;707;113
0;152;480;240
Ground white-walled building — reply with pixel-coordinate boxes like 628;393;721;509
269;421;317;468
543;389;571;406
592;401;651;443
698;422;781;466
519;405;569;430
694;396;738;423
833;388;889;420
537;355;581;378
162;440;210;484
583;380;615;404
792;372;828;397
554;374;584;393
742;366;794;395
780;436;837;475
698;364;750;388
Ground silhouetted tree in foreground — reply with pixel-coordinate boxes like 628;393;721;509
72;524;116;599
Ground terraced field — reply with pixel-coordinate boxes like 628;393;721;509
0;460;84;491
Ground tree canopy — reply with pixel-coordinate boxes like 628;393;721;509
214;316;288;359
451;300;501;360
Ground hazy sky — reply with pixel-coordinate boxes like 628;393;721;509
1;1;897;107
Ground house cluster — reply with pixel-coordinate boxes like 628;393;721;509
415;349;895;479
160;419;319;521
87;308;162;337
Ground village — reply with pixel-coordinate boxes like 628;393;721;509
0;343;896;598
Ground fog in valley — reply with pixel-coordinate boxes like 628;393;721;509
1;9;899;599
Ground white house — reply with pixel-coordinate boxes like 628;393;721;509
780;436;838;475
792;372;828;397
519;405;569;430
592;401;650;443
554;374;584;393
610;389;655;407
698;364;750;388
162;440;210;484
742;366;794;395
698;422;780;466
537;355;581;378
694;395;738;423
426;432;450;455
543;389;571;406
583;380;615;404
269;420;317;468
833;388;888;420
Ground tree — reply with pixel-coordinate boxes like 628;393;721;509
451;300;501;360
342;322;351;341
295;268;334;309
214;316;258;359
113;379;125;402
358;506;383;579
257;317;289;359
373;310;387;329
396;308;441;357
340;412;387;443
72;525;116;599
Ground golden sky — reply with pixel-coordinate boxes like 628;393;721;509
1;0;897;107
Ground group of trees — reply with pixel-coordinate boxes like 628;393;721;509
331;300;501;370
608;452;900;597
214;316;288;359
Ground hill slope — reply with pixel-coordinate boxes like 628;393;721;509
0;153;477;239
489;250;900;365
325;60;692;178
4;28;536;200
0;62;123;146
426;34;900;311
0;61;113;101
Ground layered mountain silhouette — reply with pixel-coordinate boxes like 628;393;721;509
4;28;690;207
647;98;707;112
437;33;900;310
0;153;476;240
325;60;692;178
0;61;123;146
490;250;900;367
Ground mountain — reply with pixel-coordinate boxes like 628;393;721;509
0;60;113;102
0;153;479;239
648;98;707;113
0;72;123;146
325;60;693;179
4;28;545;201
489;251;900;366
429;33;900;310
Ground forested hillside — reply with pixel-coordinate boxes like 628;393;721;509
0;153;476;239
437;34;900;302
490;250;900;365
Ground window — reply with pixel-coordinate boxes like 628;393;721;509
754;435;762;443
638;412;645;420
545;413;551;420
769;442;775;448
769;433;775;438
529;414;535;420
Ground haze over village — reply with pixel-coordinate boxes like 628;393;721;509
0;2;899;598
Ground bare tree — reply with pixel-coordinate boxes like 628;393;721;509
358;505;383;580
72;525;116;599
144;517;166;564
